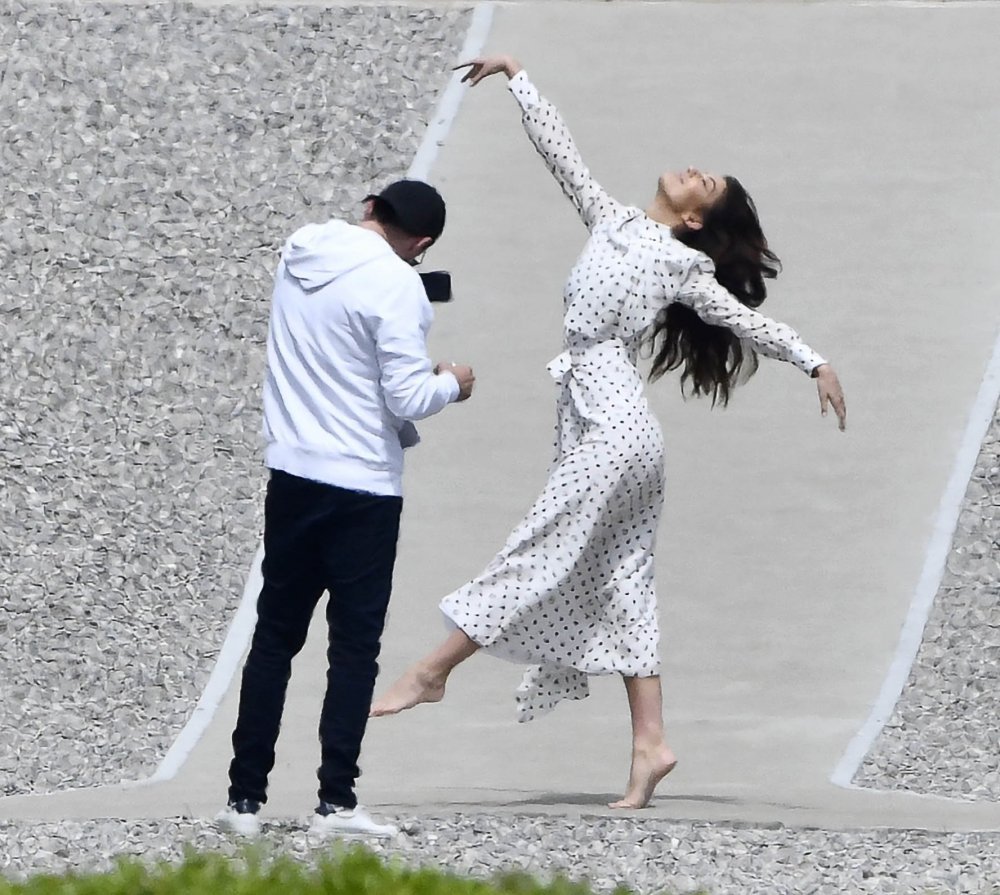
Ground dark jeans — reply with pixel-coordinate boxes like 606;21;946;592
227;469;402;810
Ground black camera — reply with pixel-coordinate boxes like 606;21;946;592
418;271;452;303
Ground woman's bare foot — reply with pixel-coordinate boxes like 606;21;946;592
370;665;447;717
608;745;677;809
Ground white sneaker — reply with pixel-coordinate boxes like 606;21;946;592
309;803;398;838
214;799;261;837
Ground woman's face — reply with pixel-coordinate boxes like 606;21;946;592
658;167;726;221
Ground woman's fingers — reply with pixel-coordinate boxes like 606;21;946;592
833;392;847;431
818;380;847;431
452;56;507;85
828;379;847;431
815;367;847;431
453;62;484;85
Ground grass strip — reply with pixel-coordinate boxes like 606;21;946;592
0;844;640;895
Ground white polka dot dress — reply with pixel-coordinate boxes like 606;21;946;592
440;71;827;722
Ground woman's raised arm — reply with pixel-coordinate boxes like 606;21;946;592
455;55;623;231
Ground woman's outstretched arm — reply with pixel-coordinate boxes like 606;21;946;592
675;262;847;429
456;55;623;231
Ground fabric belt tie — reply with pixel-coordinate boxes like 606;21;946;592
545;338;629;384
546;339;631;426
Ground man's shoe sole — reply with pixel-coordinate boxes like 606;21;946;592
308;815;397;838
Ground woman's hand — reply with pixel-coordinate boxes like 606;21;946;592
454;54;523;86
814;364;847;431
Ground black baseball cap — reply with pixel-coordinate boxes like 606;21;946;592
364;179;446;242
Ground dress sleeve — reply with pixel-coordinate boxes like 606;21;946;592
508;70;623;230
673;260;827;375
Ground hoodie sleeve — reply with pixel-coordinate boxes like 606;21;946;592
373;276;460;420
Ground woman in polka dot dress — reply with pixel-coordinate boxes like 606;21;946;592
372;54;847;808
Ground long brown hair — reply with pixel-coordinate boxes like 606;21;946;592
648;176;780;406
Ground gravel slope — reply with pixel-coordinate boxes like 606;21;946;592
2;815;1000;894
855;407;1000;799
0;0;469;797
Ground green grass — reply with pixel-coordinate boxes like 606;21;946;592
0;846;639;895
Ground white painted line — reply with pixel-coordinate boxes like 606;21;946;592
135;5;496;787
831;326;1000;788
407;3;494;181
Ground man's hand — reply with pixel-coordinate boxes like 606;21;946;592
435;362;475;401
453;54;523;86
814;364;847;431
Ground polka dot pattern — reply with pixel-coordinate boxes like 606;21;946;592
440;72;827;722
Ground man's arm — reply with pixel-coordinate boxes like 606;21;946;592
373;279;471;420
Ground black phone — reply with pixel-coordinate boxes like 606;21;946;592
418;270;452;303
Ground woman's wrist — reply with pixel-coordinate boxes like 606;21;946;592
504;57;524;79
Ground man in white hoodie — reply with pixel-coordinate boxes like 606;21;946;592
216;180;474;838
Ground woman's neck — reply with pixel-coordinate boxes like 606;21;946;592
644;192;683;232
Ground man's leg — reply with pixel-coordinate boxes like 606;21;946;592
315;489;402;809
227;470;326;806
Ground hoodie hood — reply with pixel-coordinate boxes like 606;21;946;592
283;220;394;291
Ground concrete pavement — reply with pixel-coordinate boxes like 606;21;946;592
4;1;1000;832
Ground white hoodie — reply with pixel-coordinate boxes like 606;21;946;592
262;219;459;496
